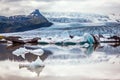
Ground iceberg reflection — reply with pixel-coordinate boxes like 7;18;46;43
0;42;120;78
19;56;45;77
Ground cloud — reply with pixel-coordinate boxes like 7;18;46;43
0;0;53;16
0;0;120;16
0;0;24;2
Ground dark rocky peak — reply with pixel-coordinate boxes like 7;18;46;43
0;9;53;33
30;9;42;16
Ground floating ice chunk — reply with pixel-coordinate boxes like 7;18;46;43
82;33;95;44
12;47;29;59
100;37;108;42
13;46;44;59
28;49;44;56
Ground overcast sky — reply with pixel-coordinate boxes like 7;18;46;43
0;0;120;16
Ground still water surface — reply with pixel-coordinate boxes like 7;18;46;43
0;43;120;80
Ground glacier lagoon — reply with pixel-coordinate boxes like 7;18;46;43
0;12;120;80
0;43;120;80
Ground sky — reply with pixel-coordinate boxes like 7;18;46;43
0;0;120;16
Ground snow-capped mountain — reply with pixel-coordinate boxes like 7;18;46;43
1;12;120;38
43;12;119;23
30;9;42;16
0;9;52;33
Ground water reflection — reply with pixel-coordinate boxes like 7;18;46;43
0;43;52;62
12;47;44;59
108;42;120;47
83;44;99;56
0;43;120;62
0;43;120;79
19;56;45;77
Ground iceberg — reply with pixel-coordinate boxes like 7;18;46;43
12;47;44;59
12;47;29;59
82;33;95;44
28;49;44;56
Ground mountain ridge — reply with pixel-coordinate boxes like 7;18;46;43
0;9;53;33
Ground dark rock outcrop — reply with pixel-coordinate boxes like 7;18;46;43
0;9;53;33
5;36;40;44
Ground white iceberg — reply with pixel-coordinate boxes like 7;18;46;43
28;49;44;56
12;47;44;59
12;47;29;59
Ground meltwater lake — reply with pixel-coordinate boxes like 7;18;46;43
0;42;120;80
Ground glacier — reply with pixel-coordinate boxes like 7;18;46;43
1;12;120;38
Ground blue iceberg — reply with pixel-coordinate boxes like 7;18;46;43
82;33;95;44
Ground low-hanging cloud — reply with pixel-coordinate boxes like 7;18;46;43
0;0;120;16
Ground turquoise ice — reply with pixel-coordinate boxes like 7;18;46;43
83;33;95;44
